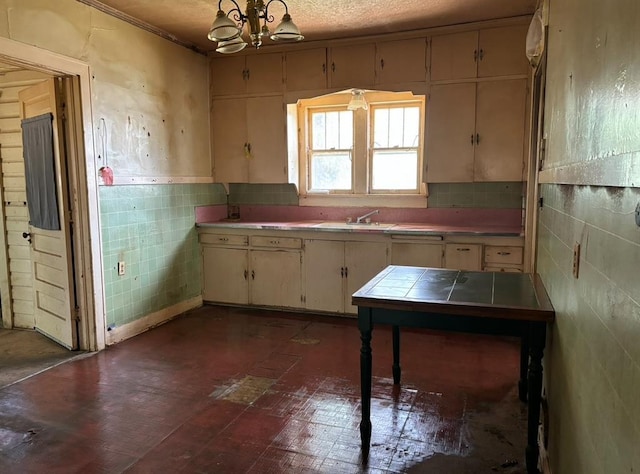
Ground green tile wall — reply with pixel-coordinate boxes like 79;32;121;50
228;182;523;208
99;183;227;327
428;182;524;208
228;183;299;205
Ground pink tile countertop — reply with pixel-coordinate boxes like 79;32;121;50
195;205;524;237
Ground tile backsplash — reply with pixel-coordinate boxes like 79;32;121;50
99;183;226;328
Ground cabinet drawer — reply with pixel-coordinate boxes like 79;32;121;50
484;266;522;273
251;235;302;249
444;243;482;271
199;233;248;246
484;246;523;265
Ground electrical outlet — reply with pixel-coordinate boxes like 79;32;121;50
118;261;126;276
572;243;580;279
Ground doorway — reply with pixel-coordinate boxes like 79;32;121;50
0;37;105;355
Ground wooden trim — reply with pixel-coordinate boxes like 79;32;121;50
101;176;215;186
538;152;640;187
0;36;105;351
105;296;202;345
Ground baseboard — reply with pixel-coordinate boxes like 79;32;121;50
105;296;202;345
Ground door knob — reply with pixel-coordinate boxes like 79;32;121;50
22;232;31;243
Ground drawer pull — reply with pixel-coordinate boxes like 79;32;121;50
270;240;279;244
218;237;229;242
456;248;470;252
497;251;511;256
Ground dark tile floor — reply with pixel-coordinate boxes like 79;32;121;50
0;306;527;473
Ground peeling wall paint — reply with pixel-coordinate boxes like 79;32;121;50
0;0;211;178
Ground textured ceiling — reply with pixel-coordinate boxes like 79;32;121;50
82;0;537;53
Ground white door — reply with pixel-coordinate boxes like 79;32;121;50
18;78;77;349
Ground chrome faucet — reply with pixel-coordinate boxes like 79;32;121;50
355;209;379;224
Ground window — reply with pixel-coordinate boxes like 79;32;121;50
294;90;426;206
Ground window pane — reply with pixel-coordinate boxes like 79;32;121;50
312;110;353;151
374;106;421;149
373;109;389;148
339;111;354;149
372;150;418;190
310;152;352;190
388;108;405;148
404;107;420;147
312;112;326;149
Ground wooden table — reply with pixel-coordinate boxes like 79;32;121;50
353;266;555;474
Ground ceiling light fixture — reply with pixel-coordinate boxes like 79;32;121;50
208;0;304;53
347;89;368;111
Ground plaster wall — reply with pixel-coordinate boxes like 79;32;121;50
0;0;211;177
540;0;640;472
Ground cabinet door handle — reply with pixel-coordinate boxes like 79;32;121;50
331;62;336;72
470;134;475;145
322;63;326;74
473;49;478;62
456;248;471;252
380;58;385;70
476;133;480;144
251;270;255;280
340;267;344;277
246;68;250;80
344;267;348;278
497;251;511;256
478;48;484;61
244;270;248;280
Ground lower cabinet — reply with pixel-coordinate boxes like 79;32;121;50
250;249;302;307
444;243;483;271
201;235;303;309
304;239;388;315
202;246;248;305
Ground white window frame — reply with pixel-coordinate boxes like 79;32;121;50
294;90;427;208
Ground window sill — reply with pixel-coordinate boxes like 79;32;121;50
299;194;428;208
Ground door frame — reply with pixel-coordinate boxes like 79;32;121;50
0;37;106;351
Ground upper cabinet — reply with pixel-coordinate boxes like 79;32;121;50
328;44;376;89
375;38;428;85
430;25;529;81
425;79;527;183
211;53;283;96
285;48;328;92
212;95;287;183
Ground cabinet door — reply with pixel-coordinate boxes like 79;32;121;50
444;243;482;271
430;31;478;81
212;97;249;182
474;79;527;181
344;242;388;314
329;44;376;89
247;95;288;183
391;242;443;268
376;38;427;85
246;53;283;94
425;83;476;183
304;240;344;313
286;48;327;91
210;56;247;96
202;247;248;304
250;250;302;308
477;25;529;78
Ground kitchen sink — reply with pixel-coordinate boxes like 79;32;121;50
313;222;396;230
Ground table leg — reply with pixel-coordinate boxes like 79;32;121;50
519;333;529;402
392;325;401;384
359;327;372;454
525;322;546;474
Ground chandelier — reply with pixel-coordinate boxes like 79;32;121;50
208;0;304;54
